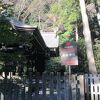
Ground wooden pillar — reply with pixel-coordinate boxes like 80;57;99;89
79;75;85;100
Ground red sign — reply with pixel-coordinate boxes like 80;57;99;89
60;41;78;65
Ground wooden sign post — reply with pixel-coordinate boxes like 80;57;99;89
59;41;78;81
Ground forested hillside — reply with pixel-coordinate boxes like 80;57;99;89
0;0;100;73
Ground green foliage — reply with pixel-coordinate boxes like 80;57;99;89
71;38;88;73
0;15;32;73
86;1;100;73
59;31;75;44
26;13;39;26
50;3;60;14
49;0;80;43
74;37;100;74
0;16;15;44
93;38;100;73
1;0;99;74
45;57;65;72
0;16;33;44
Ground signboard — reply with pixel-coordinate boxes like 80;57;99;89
59;41;78;65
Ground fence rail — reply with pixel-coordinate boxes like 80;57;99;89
0;72;71;100
0;73;100;100
85;74;100;100
71;74;100;100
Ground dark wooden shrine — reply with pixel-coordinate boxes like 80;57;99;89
10;20;50;74
0;19;50;76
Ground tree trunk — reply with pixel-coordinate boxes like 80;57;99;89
79;0;97;74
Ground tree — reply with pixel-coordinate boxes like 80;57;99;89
49;0;80;43
79;0;97;74
1;0;59;28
